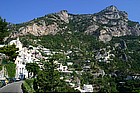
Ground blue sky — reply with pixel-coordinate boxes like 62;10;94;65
1;0;140;24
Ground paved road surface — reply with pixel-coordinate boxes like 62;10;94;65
0;81;24;93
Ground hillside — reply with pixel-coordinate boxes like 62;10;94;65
5;5;140;92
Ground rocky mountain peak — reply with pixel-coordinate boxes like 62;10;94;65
104;5;119;12
56;10;69;23
99;5;128;20
9;6;140;42
85;5;133;42
58;10;68;14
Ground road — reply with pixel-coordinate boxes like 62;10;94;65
0;81;24;93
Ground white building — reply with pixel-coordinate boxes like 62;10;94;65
74;83;93;93
9;37;22;51
57;63;68;72
0;66;8;80
9;38;42;79
13;39;29;79
0;45;5;48
83;84;93;93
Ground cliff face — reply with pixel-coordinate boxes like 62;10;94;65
9;5;140;42
10;10;69;38
89;5;140;42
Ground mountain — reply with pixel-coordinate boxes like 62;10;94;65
9;5;140;42
5;6;140;92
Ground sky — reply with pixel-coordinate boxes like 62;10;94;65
1;0;140;24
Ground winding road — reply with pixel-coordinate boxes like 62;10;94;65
0;81;24;93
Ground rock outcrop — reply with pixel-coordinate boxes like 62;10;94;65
9;5;140;42
83;5;140;42
56;10;69;23
11;22;59;38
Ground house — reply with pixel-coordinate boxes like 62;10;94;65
0;45;5;48
83;66;90;71
43;48;52;55
83;84;93;93
57;63;68;72
9;37;23;51
132;74;140;80
67;62;73;66
74;84;94;93
13;38;41;79
15;51;28;79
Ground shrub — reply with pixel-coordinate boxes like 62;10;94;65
22;79;35;93
5;62;16;78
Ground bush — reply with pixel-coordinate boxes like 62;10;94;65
22;79;35;93
0;65;2;71
5;62;16;78
0;81;3;88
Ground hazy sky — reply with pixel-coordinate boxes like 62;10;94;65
1;0;140;23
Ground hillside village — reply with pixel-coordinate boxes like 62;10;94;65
5;36;140;93
1;5;140;92
0;38;99;92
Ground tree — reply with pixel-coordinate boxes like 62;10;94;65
0;44;19;62
25;63;40;78
33;57;79;93
94;75;118;93
0;17;8;44
116;79;140;93
5;62;16;78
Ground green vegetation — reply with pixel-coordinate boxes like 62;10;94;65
116;79;140;93
0;65;2;71
18;28;140;93
0;44;19;62
33;56;79;93
4;10;140;93
0;44;18;79
25;63;40;78
18;30;140;93
0;18;18;79
0;17;9;44
22;79;35;93
5;62;16;78
22;55;80;93
128;20;139;27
